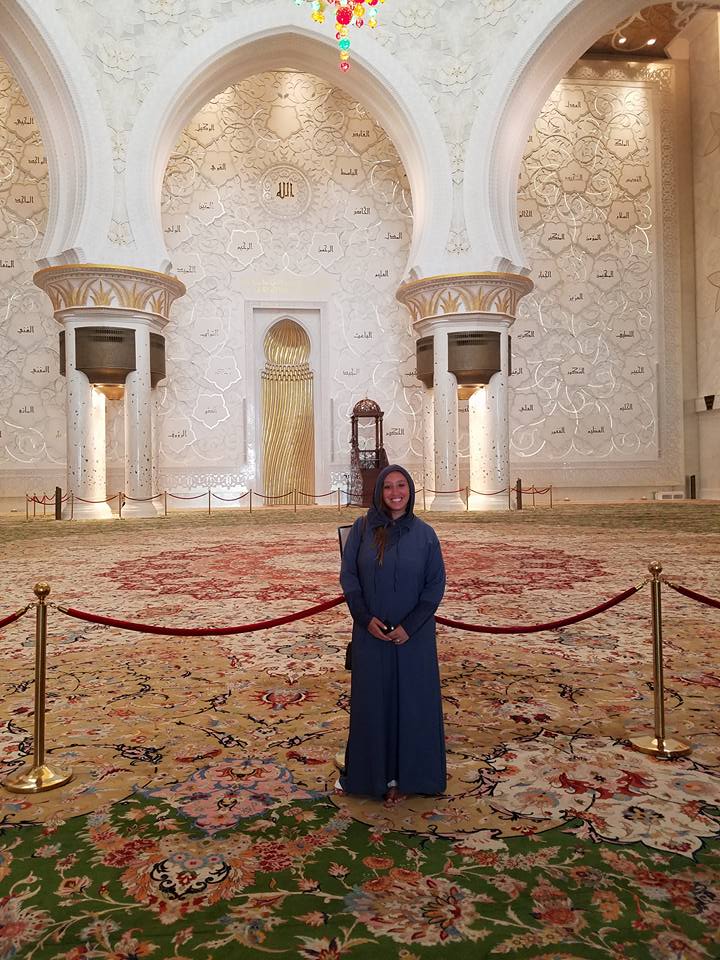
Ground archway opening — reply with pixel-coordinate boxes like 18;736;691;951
156;67;418;494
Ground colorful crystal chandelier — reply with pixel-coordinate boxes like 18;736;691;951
295;0;385;71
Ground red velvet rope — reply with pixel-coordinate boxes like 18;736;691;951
254;491;293;501
664;580;720;611
296;490;334;498
56;595;345;636
435;584;642;634
211;492;249;502
167;491;207;500
75;494;120;504
469;487;507;496
0;604;31;629
123;493;162;502
425;487;466;494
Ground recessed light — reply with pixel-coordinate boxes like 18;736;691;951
618;36;627;44
646;37;657;46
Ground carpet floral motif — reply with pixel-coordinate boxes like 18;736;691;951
1;506;719;957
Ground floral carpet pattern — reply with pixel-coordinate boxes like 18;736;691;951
1;504;719;958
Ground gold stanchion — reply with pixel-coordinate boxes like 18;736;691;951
70;491;74;520
337;488;341;512
465;486;469;510
550;484;553;509
33;496;37;518
25;495;29;521
293;488;297;513
422;486;426;512
208;489;211;515
164;490;168;516
531;485;536;508
118;491;123;518
4;583;73;793
629;562;691;760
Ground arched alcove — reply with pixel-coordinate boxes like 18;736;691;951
465;0;720;270
125;3;451;274
0;0;113;262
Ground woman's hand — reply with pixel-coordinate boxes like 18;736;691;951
387;625;409;645
367;616;390;640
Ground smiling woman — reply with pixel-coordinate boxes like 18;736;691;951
338;463;447;805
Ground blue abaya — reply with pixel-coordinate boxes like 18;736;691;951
339;465;446;798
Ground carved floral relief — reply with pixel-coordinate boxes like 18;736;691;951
513;64;677;471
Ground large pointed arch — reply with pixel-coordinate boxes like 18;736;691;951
0;0;114;262
465;0;720;271
125;3;452;274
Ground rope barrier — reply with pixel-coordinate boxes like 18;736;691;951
210;491;250;502
664;579;720;611
56;595;345;636
0;604;32;630
435;583;644;634
28;480;561;517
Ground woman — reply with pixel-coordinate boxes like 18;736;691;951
339;464;446;803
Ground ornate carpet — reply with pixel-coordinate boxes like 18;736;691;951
1;505;719;958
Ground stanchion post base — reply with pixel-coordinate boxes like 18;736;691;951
333;751;346;773
628;735;691;759
3;763;74;793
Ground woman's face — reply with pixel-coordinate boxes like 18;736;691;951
382;471;410;519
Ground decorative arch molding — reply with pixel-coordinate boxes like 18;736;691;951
125;1;452;274
465;0;720;271
0;0;114;263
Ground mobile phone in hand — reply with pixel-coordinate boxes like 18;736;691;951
380;621;395;634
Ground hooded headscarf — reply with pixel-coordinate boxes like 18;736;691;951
364;465;416;566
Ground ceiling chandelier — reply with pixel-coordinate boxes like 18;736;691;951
295;0;385;71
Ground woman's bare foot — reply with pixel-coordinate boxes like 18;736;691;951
383;786;407;806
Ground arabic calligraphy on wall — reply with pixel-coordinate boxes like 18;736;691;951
513;66;666;466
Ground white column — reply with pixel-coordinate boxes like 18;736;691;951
430;329;464;511
151;389;160;501
421;385;434;511
63;326;112;520
123;322;160;517
468;369;509;511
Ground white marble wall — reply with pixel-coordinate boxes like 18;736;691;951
50;0;538;264
0;57;63;494
686;12;720;498
512;59;684;490
157;71;418;492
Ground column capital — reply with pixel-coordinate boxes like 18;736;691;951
396;271;533;328
33;264;186;328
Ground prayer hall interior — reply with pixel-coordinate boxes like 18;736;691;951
1;2;719;958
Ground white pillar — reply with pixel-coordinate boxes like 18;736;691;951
430;329;465;511
151;390;160;501
421;385;434;510
469;369;509;511
63;325;112;520
123;323;160;517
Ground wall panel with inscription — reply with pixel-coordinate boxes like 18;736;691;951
511;61;684;489
158;70;418;492
0;56;64;493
